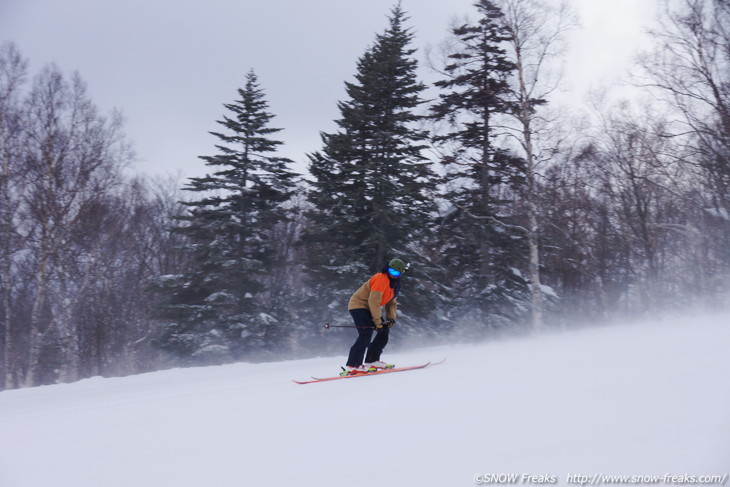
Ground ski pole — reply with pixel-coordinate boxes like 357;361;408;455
323;322;374;330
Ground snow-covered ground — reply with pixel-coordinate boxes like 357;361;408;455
1;313;729;487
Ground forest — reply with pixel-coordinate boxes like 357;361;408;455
1;0;728;389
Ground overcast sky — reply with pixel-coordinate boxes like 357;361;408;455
1;0;657;180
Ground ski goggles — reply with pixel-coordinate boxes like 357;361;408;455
387;267;402;277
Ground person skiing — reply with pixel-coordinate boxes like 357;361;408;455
342;258;408;375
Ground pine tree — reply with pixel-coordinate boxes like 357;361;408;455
153;70;298;364
302;3;438;325
431;0;529;328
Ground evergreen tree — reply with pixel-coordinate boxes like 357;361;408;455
153;70;298;364
431;0;529;328
303;3;438;326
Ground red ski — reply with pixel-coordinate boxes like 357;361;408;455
292;360;445;385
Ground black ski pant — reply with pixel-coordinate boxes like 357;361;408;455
346;308;389;367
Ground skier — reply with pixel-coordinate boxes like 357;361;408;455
342;258;408;375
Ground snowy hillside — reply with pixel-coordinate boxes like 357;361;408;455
1;313;729;487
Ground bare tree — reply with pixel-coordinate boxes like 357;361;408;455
590;105;670;311
635;0;730;299
539;143;615;324
638;0;730;213
0;43;28;389
64;176;188;378
21;65;132;386
498;0;577;330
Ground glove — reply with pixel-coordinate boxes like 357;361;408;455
374;319;384;330
384;318;395;328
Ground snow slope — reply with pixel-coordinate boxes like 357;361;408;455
1;313;729;487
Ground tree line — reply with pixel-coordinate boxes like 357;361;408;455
1;0;728;389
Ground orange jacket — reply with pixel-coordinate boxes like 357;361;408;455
347;272;397;325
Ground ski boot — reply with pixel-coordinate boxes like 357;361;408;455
340;365;374;376
364;361;395;370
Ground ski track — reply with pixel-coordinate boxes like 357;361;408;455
1;313;729;487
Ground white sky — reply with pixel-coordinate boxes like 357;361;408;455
1;0;657;180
